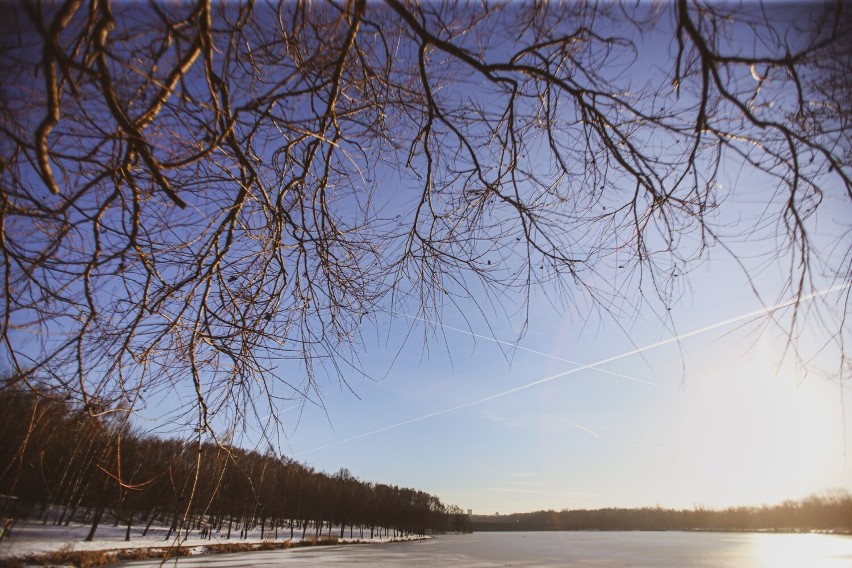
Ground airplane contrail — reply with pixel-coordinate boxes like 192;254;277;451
296;282;849;456
393;312;661;387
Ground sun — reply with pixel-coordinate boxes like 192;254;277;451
669;332;847;508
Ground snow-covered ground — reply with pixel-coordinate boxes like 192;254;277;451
0;517;424;561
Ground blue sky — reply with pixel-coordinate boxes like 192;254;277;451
106;2;852;515
296;303;846;515
227;213;852;514
244;108;852;514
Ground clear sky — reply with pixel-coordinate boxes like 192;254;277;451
118;3;852;515
194;162;849;515
215;5;852;515
264;265;850;514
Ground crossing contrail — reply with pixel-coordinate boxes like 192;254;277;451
296;283;849;456
393;312;661;387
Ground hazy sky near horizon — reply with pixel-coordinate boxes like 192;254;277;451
114;3;852;515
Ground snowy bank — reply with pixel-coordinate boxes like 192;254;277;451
0;519;429;566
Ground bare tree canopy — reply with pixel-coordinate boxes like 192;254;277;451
1;0;849;439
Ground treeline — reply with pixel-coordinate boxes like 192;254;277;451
472;494;852;533
0;383;471;541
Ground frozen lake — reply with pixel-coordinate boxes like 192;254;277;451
115;530;852;567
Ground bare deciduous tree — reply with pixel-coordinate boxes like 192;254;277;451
0;0;849;443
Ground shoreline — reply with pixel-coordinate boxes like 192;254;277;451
0;519;430;568
0;537;411;568
3;528;850;567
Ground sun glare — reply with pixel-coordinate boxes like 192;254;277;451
672;334;843;507
752;533;852;568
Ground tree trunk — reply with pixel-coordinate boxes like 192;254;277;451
41;504;51;525
65;503;80;526
56;504;70;526
142;512;157;537
165;510;179;541
125;511;133;541
85;506;105;542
